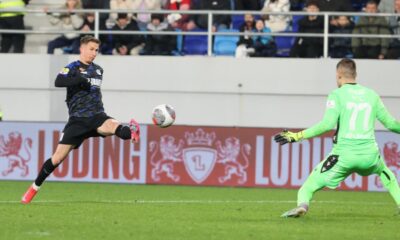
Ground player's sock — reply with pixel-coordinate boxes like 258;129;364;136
297;174;323;206
34;158;57;187
115;125;131;140
379;166;400;206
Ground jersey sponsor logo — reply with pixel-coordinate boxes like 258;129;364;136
326;100;336;109
59;68;70;75
88;78;102;87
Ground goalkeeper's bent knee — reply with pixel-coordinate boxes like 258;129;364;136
115;125;131;140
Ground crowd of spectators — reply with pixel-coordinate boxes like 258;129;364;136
0;0;399;59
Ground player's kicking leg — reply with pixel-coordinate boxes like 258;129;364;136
21;144;73;204
100;118;140;143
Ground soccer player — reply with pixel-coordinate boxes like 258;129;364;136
274;58;400;217
21;35;140;204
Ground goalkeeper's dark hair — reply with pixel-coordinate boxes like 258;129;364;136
336;58;356;79
80;35;101;46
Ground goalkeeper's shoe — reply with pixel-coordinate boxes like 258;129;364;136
129;118;140;143
21;184;39;204
281;206;308;218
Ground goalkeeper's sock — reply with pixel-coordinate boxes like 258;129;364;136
379;167;400;206
115;125;131;140
297;173;324;206
34;158;57;187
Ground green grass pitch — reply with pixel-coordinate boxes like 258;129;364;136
0;181;399;240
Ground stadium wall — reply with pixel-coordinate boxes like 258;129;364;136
1;55;399;129
0;122;399;192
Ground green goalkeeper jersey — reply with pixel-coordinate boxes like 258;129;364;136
303;83;400;154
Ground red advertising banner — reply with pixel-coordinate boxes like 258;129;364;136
0;122;147;183
1;122;399;192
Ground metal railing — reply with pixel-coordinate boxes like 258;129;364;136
1;9;400;57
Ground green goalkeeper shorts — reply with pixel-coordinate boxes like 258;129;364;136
309;152;384;189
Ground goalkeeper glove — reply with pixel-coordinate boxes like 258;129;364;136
274;130;304;145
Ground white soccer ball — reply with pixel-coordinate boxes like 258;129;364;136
152;104;176;128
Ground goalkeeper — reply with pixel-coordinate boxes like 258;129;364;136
274;58;400;218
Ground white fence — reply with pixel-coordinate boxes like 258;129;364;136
1;9;400;57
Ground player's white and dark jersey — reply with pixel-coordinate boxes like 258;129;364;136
56;61;104;118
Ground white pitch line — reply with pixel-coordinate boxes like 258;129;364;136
0;199;393;205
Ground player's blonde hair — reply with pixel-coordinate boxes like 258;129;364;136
336;58;357;79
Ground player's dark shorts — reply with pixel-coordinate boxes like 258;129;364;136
60;112;112;149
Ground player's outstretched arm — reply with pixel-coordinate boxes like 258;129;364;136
274;93;339;145
54;67;90;88
377;98;400;133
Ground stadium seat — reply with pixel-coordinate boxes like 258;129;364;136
232;15;244;30
291;15;303;32
172;29;184;55
213;29;239;56
182;29;208;55
274;36;295;57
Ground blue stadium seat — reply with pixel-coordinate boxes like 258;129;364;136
275;36;295;57
172;29;183;56
182;29;208;55
291;15;303;32
213;29;239;56
232;15;244;30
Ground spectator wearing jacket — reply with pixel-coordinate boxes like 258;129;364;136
352;0;391;59
329;16;354;58
142;14;176;55
132;0;162;30
187;0;231;32
112;13;145;55
261;0;290;32
290;0;324;58
386;0;400;59
46;0;84;54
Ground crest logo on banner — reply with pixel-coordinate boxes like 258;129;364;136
375;141;400;188
0;132;32;177
149;128;251;184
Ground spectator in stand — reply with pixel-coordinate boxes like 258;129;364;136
81;0;110;50
81;0;110;29
290;0;324;58
132;0;162;30
329;16;354;58
70;12;96;53
251;19;276;57
235;14;257;58
112;13;145;55
261;0;290;32
142;14;176;55
317;0;353;12
187;0;231;31
108;0;134;27
234;0;262;10
165;0;191;31
45;0;84;54
352;0;390;59
236;15;276;58
379;0;395;13
386;0;400;59
0;0;30;53
315;0;353;34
